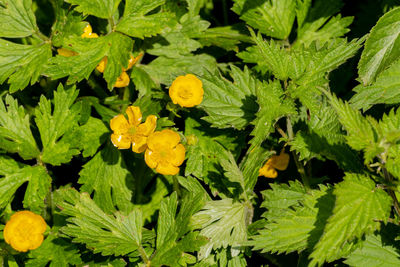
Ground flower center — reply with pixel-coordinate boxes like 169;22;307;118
128;126;137;135
178;86;193;100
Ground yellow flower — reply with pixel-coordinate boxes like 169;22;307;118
81;23;98;38
110;106;157;153
123;53;143;71
57;48;77;57
259;150;289;178
96;56;108;73
3;210;47;252
145;129;186;175
169;74;204;107
114;71;130;88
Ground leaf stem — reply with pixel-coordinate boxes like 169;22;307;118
34;30;49;42
286;117;310;189
382;167;400;219
172;175;181;197
138;245;150;265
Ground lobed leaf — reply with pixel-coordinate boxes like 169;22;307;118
0;0;38;38
64;0;121;19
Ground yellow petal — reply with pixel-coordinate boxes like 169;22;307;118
84;32;99;38
114;71;130;88
259;164;277;178
268;151;290;171
145;149;159;169
110;114;130;134
136;115;157;137
125;106;142;126
57;48;77;57
123;53;143;71
96;56;108;73
169;74;204;107
111;133;131;149
81;23;92;37
170;144;185;166
132;135;147;153
147;129;181;150
156;162;180;175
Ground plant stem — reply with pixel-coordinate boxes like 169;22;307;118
172;175;181;197
383;167;400;219
34;30;49;42
138;245;150;265
286;117;310;189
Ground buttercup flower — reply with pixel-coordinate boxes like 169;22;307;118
259;150;290;178
96;57;108;73
3;210;47;252
110;106;157;153
169;74;204;107
145;129;186;175
114;71;130;88
81;23;98;38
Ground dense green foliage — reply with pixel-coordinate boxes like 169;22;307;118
1;0;400;266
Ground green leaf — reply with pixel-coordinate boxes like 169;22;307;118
58;188;146;257
351;59;400;111
78;143;135;214
141;53;218;85
116;0;176;39
76;117;108;157
358;7;400;85
0;165;51;213
309;173;392;266
199;65;258;129
26;234;82;267
45;32;133;89
250;184;334;254
344;233;400;267
0;40;51;92
192;198;250;259
250;79;296;148
64;0;121;19
35;84;80;165
0;155;25;176
0;0;38;38
0;95;40;159
232;0;296;39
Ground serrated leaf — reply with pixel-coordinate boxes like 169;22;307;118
0;39;51;92
351;59;400;111
58;188;146;257
309;173;392;266
64;0;121;19
76;117;108;157
250;79;296;148
141;53;218;85
250;184;334;254
35;84;80;165
26;234;82;267
45;32;133;88
78;143;135;214
192;199;250;259
199;65;258;129
344;233;400;267
0;0;38;38
232;0;296;39
0;95;40;159
116;0;176;39
0;155;25;176
0;165;51;213
358;7;400;85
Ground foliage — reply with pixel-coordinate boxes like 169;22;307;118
1;1;400;266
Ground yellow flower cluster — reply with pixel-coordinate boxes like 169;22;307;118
259;150;289;178
110;106;186;175
169;74;204;107
57;22;142;88
3;211;47;252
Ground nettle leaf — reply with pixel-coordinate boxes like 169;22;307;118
309;173;392;266
35;84;81;166
295;0;352;47
232;0;296;39
0;0;38;38
192;198;251;259
0;95;40;159
58;188;147;257
199;65;258;129
250;184;334;255
78;143;135;214
64;0;121;19
344;233;400;267
151;192;207;266
0;39;51;92
116;0;176;39
250;79;296;148
351;59;400;111
141;53;218;85
0;165;51;213
358;7;400;85
45;32;133;89
26;234;82;267
241;145;272;192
